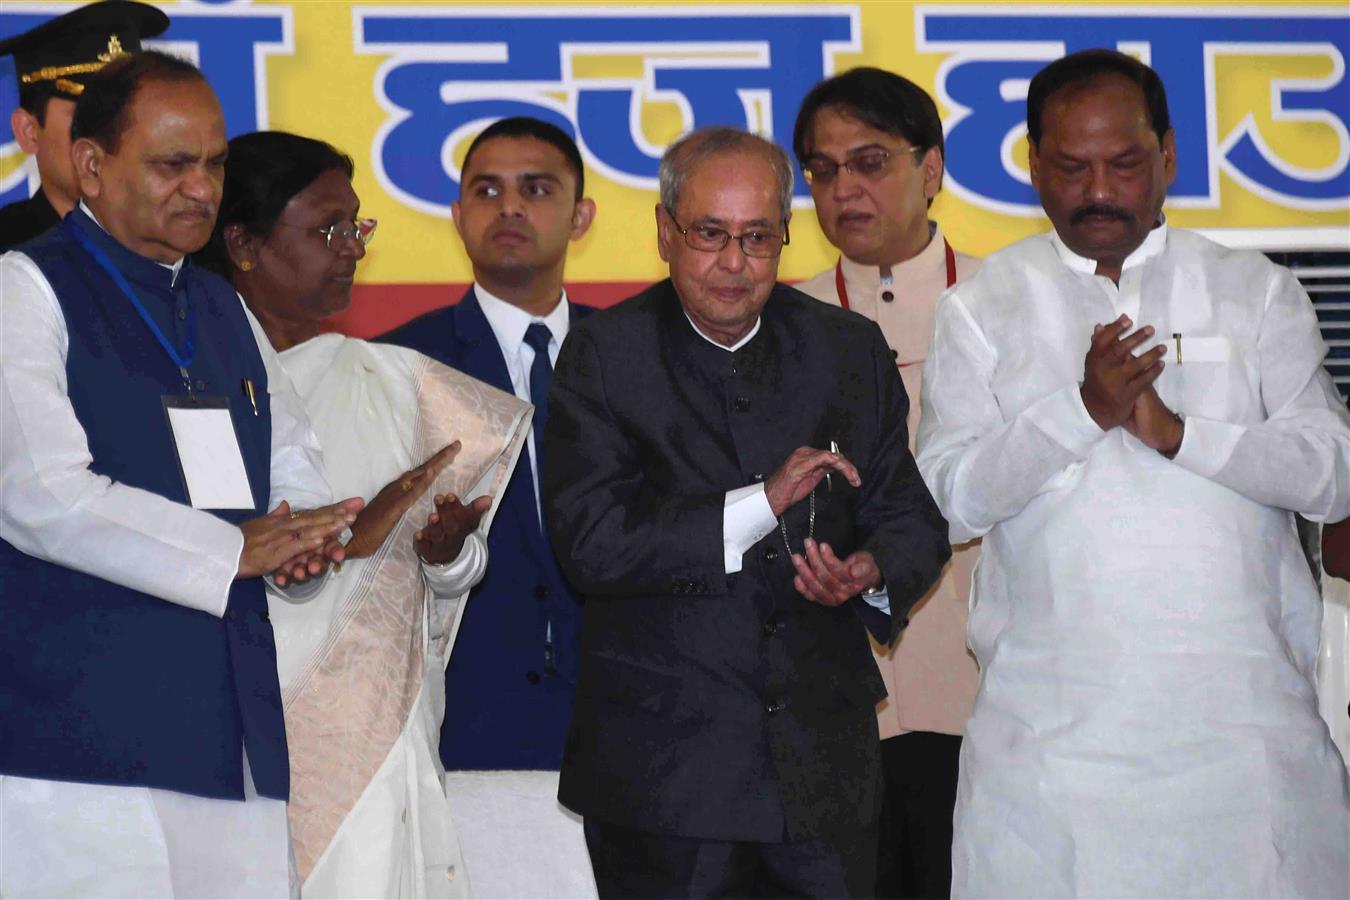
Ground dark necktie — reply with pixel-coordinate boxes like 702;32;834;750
523;322;554;501
524;322;557;665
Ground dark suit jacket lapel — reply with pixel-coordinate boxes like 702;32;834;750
452;288;515;394
454;287;555;565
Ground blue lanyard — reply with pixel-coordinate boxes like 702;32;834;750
65;217;197;391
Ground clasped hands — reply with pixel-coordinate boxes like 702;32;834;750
236;498;362;586
236;441;490;586
343;441;490;566
1080;314;1184;456
764;446;881;608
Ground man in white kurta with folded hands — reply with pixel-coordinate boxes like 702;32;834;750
916;48;1350;898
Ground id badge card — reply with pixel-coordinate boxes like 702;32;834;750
162;395;256;509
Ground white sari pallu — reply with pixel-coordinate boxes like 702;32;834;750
267;335;530;899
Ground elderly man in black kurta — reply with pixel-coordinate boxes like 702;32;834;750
543;126;951;898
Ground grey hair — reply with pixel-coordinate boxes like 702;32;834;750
658;127;794;221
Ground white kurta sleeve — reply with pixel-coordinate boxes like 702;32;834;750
917;290;1107;543
1170;267;1350;520
0;252;243;617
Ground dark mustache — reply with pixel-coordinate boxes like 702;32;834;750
1071;204;1133;225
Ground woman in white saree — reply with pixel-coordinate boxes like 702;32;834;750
199;132;531;898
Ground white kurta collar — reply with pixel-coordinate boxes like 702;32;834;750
1048;214;1169;277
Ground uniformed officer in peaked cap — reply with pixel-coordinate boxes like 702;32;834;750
0;1;168;250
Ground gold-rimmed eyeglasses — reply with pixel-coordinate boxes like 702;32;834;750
277;217;379;250
316;217;378;249
801;146;924;186
663;207;789;259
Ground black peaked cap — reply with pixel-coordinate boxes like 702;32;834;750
0;1;170;100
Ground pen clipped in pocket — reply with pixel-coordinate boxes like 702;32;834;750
1173;335;1232;364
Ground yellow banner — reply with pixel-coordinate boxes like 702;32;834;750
3;0;1346;297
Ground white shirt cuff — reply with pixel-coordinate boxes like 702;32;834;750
723;484;777;574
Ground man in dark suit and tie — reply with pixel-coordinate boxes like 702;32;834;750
543;126;951;898
380;116;598;894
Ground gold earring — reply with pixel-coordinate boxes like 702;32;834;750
239;260;254;272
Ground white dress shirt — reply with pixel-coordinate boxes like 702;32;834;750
474;283;571;522
0;233;334;897
917;222;1350;897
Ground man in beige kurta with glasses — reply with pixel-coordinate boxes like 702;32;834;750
794;68;978;899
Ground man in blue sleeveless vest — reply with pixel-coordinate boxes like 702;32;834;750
0;51;360;897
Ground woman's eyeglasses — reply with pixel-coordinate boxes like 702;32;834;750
314;217;378;250
275;217;379;250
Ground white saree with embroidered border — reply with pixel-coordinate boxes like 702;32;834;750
266;334;529;898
